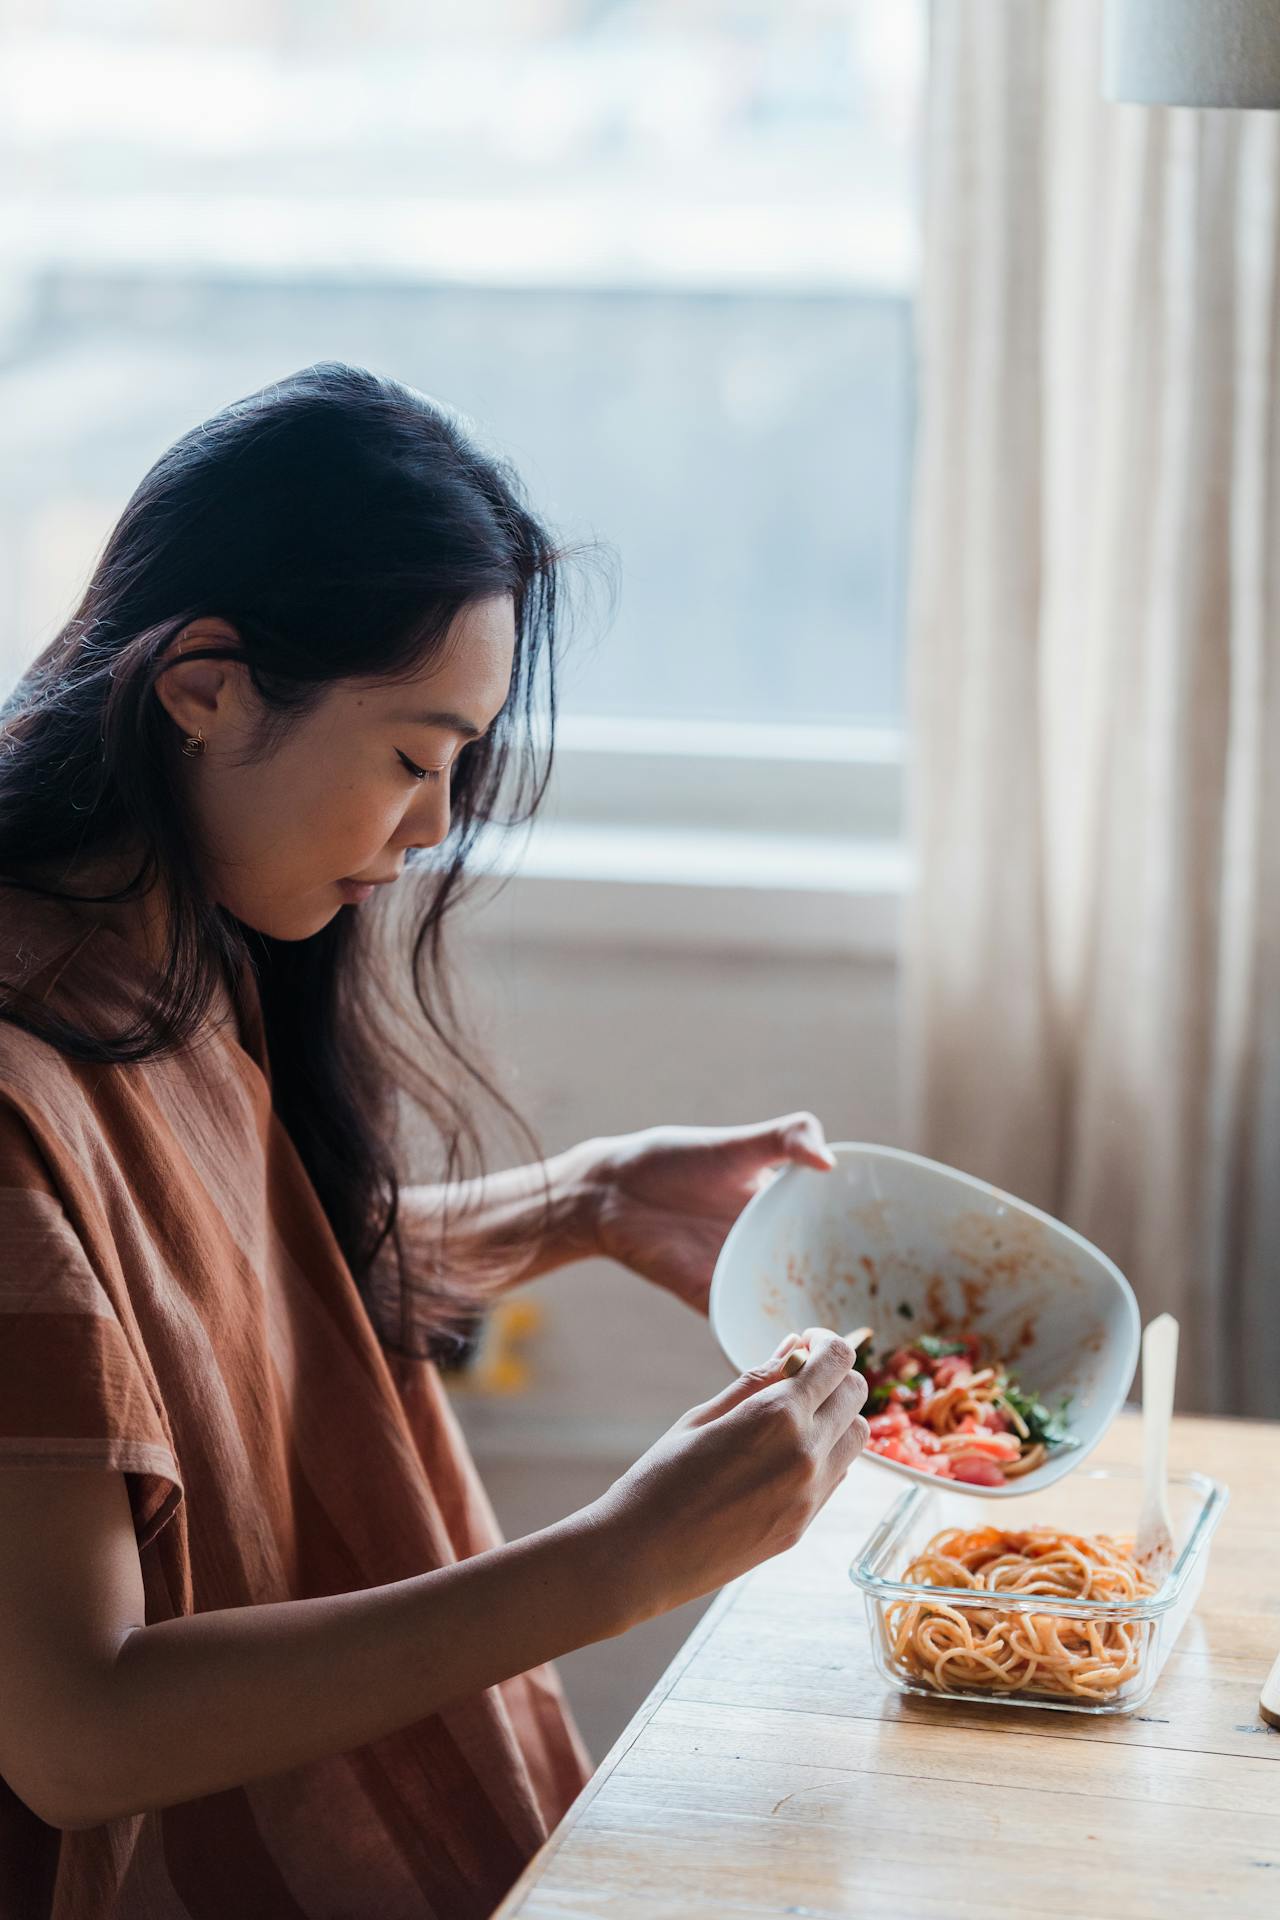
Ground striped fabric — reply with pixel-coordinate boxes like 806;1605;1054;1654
0;886;590;1920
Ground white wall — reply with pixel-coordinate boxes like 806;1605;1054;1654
442;906;904;1760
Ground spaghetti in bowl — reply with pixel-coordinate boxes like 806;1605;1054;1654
709;1143;1140;1500
850;1467;1227;1715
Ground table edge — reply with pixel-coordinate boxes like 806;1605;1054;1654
492;1574;748;1917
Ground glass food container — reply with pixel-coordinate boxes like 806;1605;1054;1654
850;1466;1228;1715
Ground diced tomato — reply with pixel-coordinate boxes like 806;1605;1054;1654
979;1404;1012;1432
912;1426;943;1453
868;1432;956;1477
868;1407;910;1438
949;1454;1007;1487
933;1355;970;1390
946;1430;1020;1461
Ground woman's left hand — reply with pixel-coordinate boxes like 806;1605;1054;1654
584;1112;836;1315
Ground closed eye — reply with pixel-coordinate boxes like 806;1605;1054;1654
396;750;443;784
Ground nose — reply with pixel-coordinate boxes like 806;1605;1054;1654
399;778;452;852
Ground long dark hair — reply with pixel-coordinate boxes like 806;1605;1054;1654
0;361;565;1358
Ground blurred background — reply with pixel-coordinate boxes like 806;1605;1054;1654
0;0;921;724
7;0;1278;1764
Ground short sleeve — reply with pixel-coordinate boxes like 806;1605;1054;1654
0;1102;182;1548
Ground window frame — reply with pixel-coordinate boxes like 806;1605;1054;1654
466;715;908;962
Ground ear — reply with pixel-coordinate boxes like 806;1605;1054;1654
153;619;245;744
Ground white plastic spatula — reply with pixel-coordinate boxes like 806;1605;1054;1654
1134;1313;1179;1581
1261;1649;1280;1731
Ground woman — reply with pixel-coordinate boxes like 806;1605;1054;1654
0;363;868;1920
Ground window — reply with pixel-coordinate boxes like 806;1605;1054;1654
0;3;923;946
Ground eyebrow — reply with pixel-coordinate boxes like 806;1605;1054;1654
392;708;489;740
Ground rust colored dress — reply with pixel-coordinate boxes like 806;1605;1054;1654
0;886;590;1920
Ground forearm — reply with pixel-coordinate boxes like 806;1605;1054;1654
400;1139;603;1293
65;1509;627;1828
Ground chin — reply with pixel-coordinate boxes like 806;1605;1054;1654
225;897;342;942
293;902;347;940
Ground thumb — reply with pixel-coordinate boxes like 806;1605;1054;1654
684;1334;803;1427
771;1111;838;1173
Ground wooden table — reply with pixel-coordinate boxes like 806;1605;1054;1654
495;1414;1280;1919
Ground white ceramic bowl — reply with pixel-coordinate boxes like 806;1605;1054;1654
709;1143;1140;1499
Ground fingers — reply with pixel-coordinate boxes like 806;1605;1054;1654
684;1333;807;1427
786;1326;863;1411
838;1413;871;1471
772;1111;837;1173
687;1321;858;1434
716;1111;837;1175
813;1414;871;1516
812;1375;869;1448
770;1330;807;1368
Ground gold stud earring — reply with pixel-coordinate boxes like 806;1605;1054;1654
181;727;206;757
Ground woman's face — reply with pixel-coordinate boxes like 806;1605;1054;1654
157;596;516;940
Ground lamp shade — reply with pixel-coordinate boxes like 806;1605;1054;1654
1104;0;1280;108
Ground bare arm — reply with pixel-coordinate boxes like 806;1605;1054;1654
397;1139;601;1295
397;1113;840;1318
0;1466;623;1831
0;1330;866;1833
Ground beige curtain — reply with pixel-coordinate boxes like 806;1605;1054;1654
907;0;1280;1415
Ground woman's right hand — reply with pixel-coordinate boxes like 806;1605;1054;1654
588;1327;869;1622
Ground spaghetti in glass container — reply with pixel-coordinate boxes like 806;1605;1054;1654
850;1468;1228;1716
887;1526;1155;1701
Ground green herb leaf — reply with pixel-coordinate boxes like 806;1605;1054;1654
1000;1379;1076;1450
866;1377;918;1413
914;1333;967;1360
